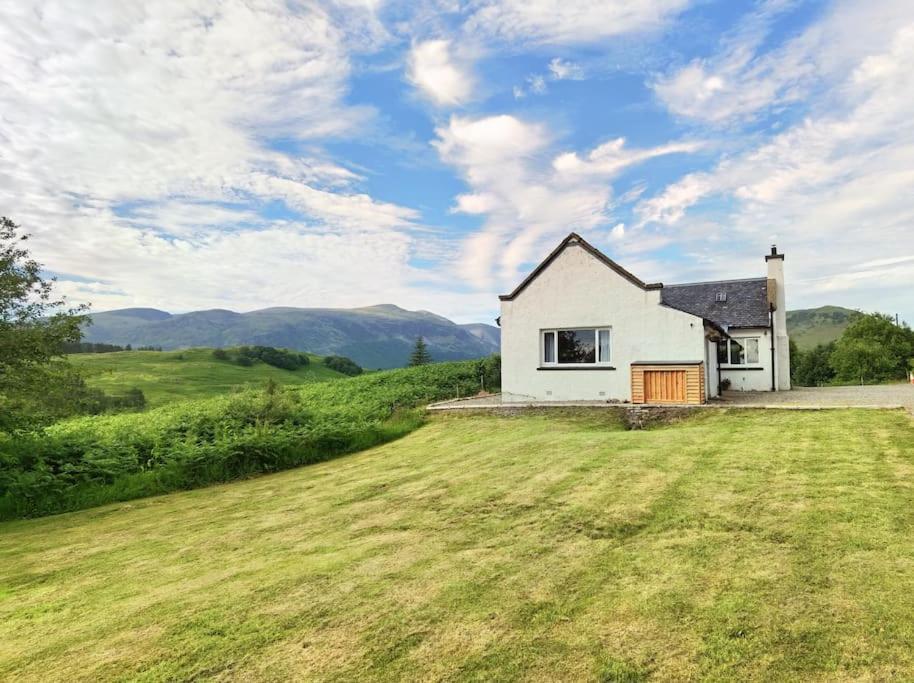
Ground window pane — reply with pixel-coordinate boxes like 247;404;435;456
745;338;760;364
543;331;555;363
598;329;611;363
558;329;596;363
730;339;745;365
717;341;728;365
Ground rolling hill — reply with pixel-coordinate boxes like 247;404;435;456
69;348;346;407
786;305;857;350
81;304;501;369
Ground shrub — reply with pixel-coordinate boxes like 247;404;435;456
234;345;309;370
212;348;229;361
0;361;497;520
323;355;363;376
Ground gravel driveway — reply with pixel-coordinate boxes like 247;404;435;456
721;384;914;412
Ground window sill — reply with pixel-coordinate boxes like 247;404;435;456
720;366;765;371
538;366;616;371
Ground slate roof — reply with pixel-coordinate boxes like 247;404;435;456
661;278;771;329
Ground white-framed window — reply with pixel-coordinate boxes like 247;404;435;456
541;328;612;366
718;337;760;366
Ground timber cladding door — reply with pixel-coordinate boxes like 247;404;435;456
644;369;686;403
631;363;705;404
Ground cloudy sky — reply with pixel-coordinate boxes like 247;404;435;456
2;0;913;324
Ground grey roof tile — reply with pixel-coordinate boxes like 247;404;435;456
661;278;770;329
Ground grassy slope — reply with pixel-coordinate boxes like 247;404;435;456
3;409;914;681
787;305;857;350
68;349;345;406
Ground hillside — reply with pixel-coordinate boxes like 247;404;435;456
3;409;914;680
787;305;857;350
69;348;345;407
81;304;500;369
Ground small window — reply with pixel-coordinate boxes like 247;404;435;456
541;328;611;365
719;337;761;366
715;292;727;302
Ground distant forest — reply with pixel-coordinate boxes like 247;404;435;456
62;342;163;353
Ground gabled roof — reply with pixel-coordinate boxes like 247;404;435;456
661;277;771;329
498;232;662;301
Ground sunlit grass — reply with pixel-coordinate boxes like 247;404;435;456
2;409;914;681
68;348;344;407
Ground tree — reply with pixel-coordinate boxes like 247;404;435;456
323;355;362;376
794;342;836;386
0;217;89;431
830;312;914;384
408;336;432;366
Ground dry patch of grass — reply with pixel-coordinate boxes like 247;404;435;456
2;409;914;681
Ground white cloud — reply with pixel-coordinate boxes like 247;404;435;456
651;0;914;124
465;0;692;45
552;137;704;178
434;115;702;288
516;58;584;99
0;0;493;318
548;58;584;80
637;17;914;316
407;39;473;106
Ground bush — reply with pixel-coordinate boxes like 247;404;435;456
794;343;836;387
234;345;309;370
323;355;363;376
0;361;498;520
212;348;229;361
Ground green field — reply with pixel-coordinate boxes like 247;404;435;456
3;408;914;681
68;348;345;406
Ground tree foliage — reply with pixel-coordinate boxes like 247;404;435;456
323;355;362;376
793;342;837;387
408;336;432;366
829;313;914;384
0;217;89;431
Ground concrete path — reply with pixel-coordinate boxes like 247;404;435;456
720;385;913;412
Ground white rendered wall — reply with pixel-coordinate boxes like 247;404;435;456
500;244;707;402
720;327;775;392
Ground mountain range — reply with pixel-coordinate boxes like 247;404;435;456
81;303;859;368
81;305;501;369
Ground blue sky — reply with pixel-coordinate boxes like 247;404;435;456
1;0;913;325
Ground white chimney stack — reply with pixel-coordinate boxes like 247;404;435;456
766;245;791;390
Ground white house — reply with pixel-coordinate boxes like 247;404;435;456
498;233;790;404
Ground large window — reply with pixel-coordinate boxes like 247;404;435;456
542;328;611;365
718;337;760;366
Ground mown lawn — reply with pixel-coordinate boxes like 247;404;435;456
69;348;345;406
2;409;914;681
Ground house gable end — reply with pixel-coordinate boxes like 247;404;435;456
499;233;662;302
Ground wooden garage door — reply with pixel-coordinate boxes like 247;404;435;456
643;370;687;403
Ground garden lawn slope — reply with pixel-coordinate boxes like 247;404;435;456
2;409;914;681
0;361;495;519
68;348;345;407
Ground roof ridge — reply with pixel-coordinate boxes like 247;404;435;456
666;276;767;287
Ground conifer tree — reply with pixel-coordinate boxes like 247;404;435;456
408;336;432;366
